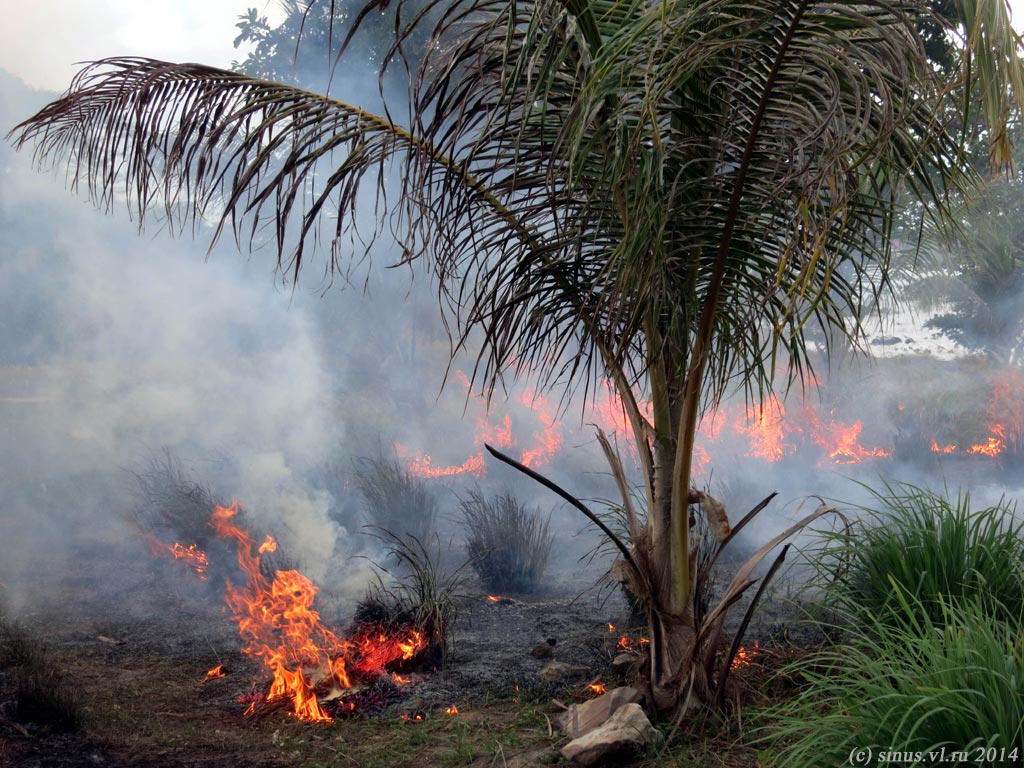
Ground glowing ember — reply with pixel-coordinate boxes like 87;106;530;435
607;623;615;632
931;440;957;454
618;634;631;650
445;705;459;715
145;536;209;580
731;641;760;670
487;595;502;603
209;502;427;722
402;713;425;722
201;664;226;683
588;683;607;695
391;673;412;685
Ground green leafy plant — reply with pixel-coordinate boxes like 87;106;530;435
757;591;1024;767
816;482;1024;631
460;489;553;594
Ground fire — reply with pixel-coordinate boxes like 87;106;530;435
209;502;427;722
391;673;411;685
588;683;606;695
201;664;226;683
967;424;1007;457
730;641;760;670
445;705;459;715
518;389;562;468
607;623;615;632
258;535;277;554
487;595;502;602
814;419;891;464
145;536;209;580
737;398;792;462
931;440;957;454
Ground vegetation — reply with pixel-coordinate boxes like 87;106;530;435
816;482;1024;631
353;454;437;543
460;489;553;594
758;591;1024;767
129;447;223;547
359;528;467;666
0;614;82;732
9;0;1024;716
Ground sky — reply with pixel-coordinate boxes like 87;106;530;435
3;0;1024;93
0;0;284;93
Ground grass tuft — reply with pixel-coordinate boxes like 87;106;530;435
817;482;1024;631
353;454;437;543
459;489;553;594
757;591;1024;767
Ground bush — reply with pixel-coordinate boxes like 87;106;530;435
129;448;223;547
817;482;1024;631
0;616;82;732
358;529;467;667
460;489;553;593
353;454;437;542
757;592;1024;767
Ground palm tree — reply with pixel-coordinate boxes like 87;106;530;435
9;0;1023;714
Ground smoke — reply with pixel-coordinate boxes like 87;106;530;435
2;29;1022;623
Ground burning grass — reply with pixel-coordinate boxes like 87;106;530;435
460;489;553;594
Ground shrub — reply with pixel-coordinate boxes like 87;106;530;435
0;616;82;732
129;447;223;547
352;454;437;542
817;482;1024;631
357;529;467;667
460;489;553;594
757;592;1024;767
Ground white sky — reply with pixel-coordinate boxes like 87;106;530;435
0;1;284;93
2;0;1024;93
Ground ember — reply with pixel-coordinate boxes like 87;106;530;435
588;683;606;695
731;642;760;670
145;536;209;580
445;705;459;715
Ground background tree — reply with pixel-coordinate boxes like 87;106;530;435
9;0;1023;715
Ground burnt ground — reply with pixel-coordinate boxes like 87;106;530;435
0;526;814;768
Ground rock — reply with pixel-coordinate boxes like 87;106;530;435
871;335;903;346
560;703;661;766
539;661;590;681
610;652;636;669
557;686;644;739
503;746;561;767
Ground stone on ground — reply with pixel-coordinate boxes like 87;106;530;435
557;686;643;739
560;703;661;766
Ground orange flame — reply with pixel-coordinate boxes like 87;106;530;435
258;535;277;554
588;683;607;695
931;440;957;454
445;705;459;715
486;595;502;603
391;673;411;685
210;502;426;722
736;398;793;463
518;389;562;468
201;664;226;683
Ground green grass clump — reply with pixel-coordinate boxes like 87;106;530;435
459;489;553;593
757;592;1024;767
819;482;1024;630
